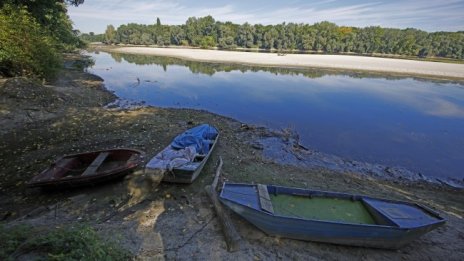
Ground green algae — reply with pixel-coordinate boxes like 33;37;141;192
270;194;376;224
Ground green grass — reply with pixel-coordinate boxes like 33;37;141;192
270;195;376;224
0;224;131;261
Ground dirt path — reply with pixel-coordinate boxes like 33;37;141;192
0;55;463;260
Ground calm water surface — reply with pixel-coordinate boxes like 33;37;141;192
87;51;464;179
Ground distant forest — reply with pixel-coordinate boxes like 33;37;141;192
80;16;464;59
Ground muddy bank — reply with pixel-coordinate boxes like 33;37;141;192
238;127;464;189
0;54;463;260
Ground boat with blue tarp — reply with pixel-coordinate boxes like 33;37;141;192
219;183;446;249
145;124;219;183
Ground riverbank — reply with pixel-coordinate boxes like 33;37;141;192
1;54;463;260
106;46;464;80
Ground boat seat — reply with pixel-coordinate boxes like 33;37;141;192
257;184;274;214
81;152;110;176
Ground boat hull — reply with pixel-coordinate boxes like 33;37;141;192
27;148;145;188
222;199;441;249
162;134;219;183
220;183;445;249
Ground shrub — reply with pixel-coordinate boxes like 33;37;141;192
199;36;216;49
0;224;131;260
0;5;62;79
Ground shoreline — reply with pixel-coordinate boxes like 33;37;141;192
90;47;463;187
1;55;463;260
107;98;464;189
106;46;464;80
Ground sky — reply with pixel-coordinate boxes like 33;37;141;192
68;0;464;34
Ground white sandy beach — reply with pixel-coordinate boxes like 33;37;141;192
110;47;464;79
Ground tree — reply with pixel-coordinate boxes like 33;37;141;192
197;15;216;37
104;25;116;44
237;23;255;48
199;36;216;48
0;1;87;79
141;33;153;45
79;32;104;42
170;25;185;45
217;22;237;49
156;17;161;26
2;0;85;50
185;17;200;45
263;27;278;49
107;16;464;59
0;5;61;78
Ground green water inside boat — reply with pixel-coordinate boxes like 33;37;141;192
270;194;376;224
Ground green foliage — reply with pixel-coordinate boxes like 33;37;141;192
80;32;105;43
199;36;216;48
108;16;464;60
0;5;62;79
0;224;32;259
104;25;117;44
0;224;131;261
0;1;85;79
180;39;189;46
2;1;84;51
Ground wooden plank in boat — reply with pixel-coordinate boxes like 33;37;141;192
82;152;109;176
257;184;274;214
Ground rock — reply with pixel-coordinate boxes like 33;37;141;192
251;142;264;150
240;123;251;130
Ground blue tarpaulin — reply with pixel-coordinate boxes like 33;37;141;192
171;124;218;154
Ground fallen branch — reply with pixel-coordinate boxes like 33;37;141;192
205;156;241;252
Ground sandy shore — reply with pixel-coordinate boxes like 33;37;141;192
111;47;464;79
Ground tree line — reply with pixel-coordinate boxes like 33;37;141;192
82;16;464;59
0;1;85;79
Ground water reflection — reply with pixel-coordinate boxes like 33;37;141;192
87;51;464;179
106;51;464;84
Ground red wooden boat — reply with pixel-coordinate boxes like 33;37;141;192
27;148;144;188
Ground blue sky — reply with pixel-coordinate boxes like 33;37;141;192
68;0;464;33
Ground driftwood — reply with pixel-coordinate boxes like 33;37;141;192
205;156;241;252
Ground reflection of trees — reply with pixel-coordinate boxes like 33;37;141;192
107;52;463;84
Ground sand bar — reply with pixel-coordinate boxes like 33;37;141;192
111;47;464;79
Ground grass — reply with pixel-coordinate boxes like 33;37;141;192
0;224;131;261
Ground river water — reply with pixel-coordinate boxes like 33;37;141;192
87;51;464;180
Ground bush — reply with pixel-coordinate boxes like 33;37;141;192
0;5;62;79
0;224;131;260
199;36;216;48
180;39;189;46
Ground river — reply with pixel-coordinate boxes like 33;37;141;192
87;51;464;180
